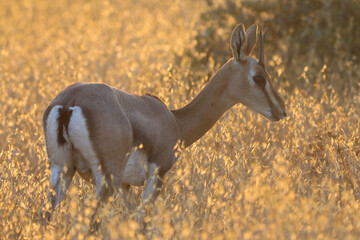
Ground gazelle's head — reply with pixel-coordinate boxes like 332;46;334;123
226;23;287;122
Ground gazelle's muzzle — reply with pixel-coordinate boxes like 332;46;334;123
269;109;287;122
264;82;287;122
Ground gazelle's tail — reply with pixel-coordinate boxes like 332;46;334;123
57;106;73;146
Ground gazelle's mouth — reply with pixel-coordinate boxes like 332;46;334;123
263;110;286;122
270;110;287;122
269;115;281;122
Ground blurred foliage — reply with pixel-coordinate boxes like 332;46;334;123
1;0;360;239
181;0;360;97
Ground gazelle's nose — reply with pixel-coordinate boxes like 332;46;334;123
282;110;287;118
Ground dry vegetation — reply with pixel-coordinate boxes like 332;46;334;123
1;0;360;239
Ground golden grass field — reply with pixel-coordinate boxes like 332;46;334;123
1;0;360;239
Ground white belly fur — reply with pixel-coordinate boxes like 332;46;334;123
122;148;148;186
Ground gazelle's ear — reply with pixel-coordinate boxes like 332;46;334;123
258;28;268;68
230;24;247;62
244;24;257;56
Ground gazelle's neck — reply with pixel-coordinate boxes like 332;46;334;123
172;62;235;147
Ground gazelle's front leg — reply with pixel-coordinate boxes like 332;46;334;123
141;163;163;204
141;152;175;206
121;183;137;210
138;163;163;228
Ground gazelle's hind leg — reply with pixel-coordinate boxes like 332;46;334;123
43;105;75;225
67;107;106;199
67;107;112;232
45;164;75;223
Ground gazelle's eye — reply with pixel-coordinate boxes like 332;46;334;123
253;76;266;88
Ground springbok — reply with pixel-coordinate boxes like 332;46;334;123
42;23;286;227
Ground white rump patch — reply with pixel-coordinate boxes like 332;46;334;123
122;148;148;186
46;105;72;167
67;106;103;197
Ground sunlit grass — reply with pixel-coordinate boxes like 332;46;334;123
1;0;360;239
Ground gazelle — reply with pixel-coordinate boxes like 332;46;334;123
42;23;286;227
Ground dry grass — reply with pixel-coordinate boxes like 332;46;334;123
1;0;360;239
